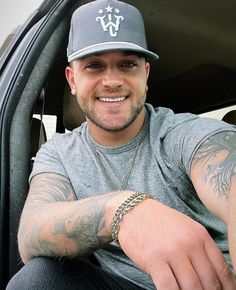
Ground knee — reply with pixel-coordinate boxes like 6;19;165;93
6;257;59;290
6;257;100;290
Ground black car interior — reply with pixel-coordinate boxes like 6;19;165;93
1;0;236;288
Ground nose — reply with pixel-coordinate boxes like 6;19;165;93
102;68;123;88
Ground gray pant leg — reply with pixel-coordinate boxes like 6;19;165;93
6;257;145;290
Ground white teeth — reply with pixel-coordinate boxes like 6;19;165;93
99;97;126;102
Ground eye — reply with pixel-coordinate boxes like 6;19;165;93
120;61;138;69
85;62;104;71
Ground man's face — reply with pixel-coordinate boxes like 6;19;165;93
66;51;150;132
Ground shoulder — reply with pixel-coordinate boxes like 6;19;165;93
44;122;88;147
145;103;199;138
145;104;236;172
146;103;235;136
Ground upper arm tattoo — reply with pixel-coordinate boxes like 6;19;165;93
192;131;236;198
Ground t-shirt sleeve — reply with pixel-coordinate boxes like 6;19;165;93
29;134;67;182
162;116;236;177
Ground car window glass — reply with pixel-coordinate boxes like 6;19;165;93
0;0;44;47
33;114;57;140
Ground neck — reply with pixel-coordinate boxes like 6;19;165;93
88;108;146;147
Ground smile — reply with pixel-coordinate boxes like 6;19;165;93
98;97;127;103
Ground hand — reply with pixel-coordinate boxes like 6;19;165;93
118;199;236;290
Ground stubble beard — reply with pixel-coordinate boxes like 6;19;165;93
78;92;147;132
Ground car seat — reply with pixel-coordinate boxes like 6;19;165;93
63;84;86;131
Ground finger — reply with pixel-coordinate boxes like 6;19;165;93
151;261;179;290
204;239;236;289
170;256;203;290
191;244;221;289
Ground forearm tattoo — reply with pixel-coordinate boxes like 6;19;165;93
20;173;112;260
192;131;236;198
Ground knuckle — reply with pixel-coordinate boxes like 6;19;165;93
194;223;209;237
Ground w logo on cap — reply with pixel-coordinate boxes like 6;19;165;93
67;0;159;62
96;5;124;37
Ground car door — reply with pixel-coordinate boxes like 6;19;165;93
0;0;78;287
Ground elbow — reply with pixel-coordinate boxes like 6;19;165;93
19;251;30;265
17;239;30;265
17;222;34;264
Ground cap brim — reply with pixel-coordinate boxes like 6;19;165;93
68;41;159;62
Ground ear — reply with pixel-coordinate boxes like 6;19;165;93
145;62;150;80
65;66;76;95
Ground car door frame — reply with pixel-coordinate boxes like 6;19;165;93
0;0;79;287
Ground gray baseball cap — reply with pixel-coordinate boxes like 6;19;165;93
67;0;159;62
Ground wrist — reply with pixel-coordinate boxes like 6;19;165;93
104;190;136;239
108;192;153;244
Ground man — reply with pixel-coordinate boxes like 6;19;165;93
6;0;236;289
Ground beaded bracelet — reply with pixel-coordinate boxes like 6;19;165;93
110;192;153;245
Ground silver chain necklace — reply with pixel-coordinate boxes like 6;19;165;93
89;120;145;191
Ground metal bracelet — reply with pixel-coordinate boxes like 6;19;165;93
110;192;153;245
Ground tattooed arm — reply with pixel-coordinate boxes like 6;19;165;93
18;173;133;263
190;131;236;270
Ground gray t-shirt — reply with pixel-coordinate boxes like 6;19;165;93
31;104;236;289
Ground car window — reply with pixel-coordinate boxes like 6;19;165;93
33;114;57;140
0;0;44;52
